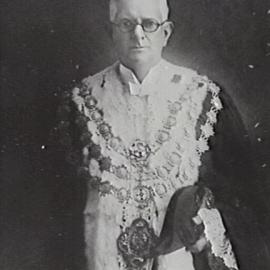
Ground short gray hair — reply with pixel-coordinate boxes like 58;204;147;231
109;0;169;22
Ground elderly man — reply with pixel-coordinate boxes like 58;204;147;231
54;0;266;269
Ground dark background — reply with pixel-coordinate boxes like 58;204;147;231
1;0;270;269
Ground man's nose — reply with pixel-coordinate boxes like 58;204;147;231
132;25;146;44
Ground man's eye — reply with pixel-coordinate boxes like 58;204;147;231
121;20;133;28
142;19;157;29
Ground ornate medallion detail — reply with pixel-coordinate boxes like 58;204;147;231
128;140;151;165
133;185;154;209
117;218;157;269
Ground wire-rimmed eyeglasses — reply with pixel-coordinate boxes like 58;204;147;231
112;18;169;33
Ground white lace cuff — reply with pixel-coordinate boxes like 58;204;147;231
198;208;238;269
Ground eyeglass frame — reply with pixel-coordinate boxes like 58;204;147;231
111;18;171;33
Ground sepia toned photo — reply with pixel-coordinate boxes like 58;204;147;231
1;0;270;269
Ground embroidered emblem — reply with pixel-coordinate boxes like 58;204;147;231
171;74;182;83
117;218;157;269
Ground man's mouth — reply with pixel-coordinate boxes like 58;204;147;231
130;46;147;50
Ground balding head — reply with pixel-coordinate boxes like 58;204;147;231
109;0;169;22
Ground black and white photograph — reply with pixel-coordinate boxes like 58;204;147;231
1;0;270;269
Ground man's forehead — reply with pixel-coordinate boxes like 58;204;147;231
113;0;165;21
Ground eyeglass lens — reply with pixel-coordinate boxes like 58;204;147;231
117;19;163;33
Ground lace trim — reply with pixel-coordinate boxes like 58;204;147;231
198;208;238;270
195;77;223;155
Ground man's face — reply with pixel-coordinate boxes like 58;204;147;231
111;0;173;69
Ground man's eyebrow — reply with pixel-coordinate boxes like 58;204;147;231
116;16;134;21
141;17;157;20
117;15;159;20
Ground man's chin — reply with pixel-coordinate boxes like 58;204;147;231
120;53;158;70
127;53;151;64
129;50;148;58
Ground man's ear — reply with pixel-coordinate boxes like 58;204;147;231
163;21;174;46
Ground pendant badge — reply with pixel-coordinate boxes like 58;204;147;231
117;218;157;269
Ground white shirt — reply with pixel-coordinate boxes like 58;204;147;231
119;60;164;96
